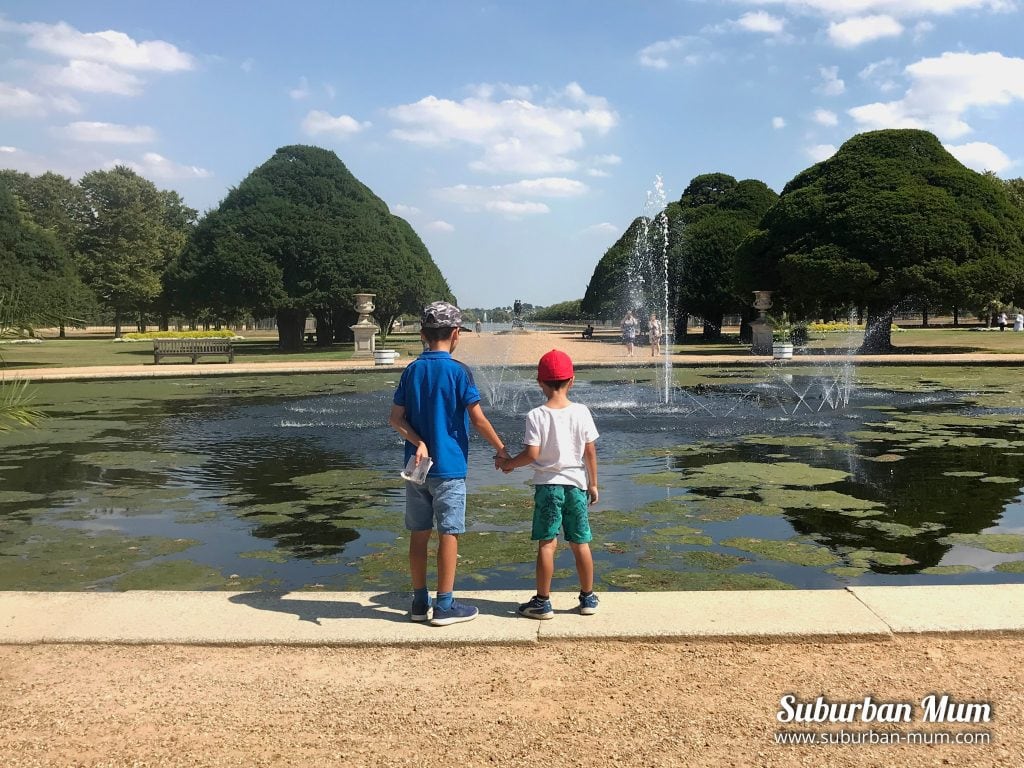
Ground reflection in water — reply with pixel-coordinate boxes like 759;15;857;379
1;374;1024;590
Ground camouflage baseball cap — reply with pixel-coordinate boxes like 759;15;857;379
421;301;463;328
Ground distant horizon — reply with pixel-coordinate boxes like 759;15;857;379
2;1;1022;307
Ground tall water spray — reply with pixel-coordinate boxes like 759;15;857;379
628;176;673;404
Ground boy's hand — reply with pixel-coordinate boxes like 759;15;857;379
587;486;599;505
493;446;510;470
414;442;429;464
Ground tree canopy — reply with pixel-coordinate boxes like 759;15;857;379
737;129;1024;351
669;174;777;338
170;145;451;349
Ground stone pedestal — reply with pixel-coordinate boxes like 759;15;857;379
751;291;774;355
350;293;378;358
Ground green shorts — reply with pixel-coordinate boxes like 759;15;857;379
531;484;592;543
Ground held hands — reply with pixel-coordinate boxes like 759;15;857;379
493;446;511;471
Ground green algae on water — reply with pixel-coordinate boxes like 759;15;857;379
920;565;979;575
720;537;839;567
938;532;1024;553
601;567;793;591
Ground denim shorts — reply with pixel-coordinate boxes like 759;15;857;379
531;484;592;543
405;477;467;534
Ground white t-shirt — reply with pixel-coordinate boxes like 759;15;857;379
522;402;599;489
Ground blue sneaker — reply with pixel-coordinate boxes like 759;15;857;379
410;594;431;622
518;595;554;620
429;600;479;626
579;591;599;615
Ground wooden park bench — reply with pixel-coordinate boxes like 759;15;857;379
153;337;235;364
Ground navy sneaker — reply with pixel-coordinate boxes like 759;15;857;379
429;600;479;626
518;595;554;620
410;595;431;622
579;591;599;615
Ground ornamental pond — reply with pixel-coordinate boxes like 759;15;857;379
2;363;1024;591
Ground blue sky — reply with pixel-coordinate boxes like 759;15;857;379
2;1;1023;308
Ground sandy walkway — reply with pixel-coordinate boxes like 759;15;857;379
1;636;1020;767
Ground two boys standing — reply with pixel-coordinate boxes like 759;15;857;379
389;301;599;626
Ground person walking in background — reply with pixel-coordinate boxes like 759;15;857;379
1015;312;1024;332
999;312;1008;332
621;310;639;357
389;301;510;626
474;318;483;334
648;313;662;356
499;349;600;619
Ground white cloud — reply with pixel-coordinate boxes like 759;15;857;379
289;76;310;100
389;83;617;175
0;81;47;116
113;152;211;180
587;168;611;178
859;57;902;92
849;51;1024;140
733;1;1012;17
302;110;371;137
944;141;1012;172
582;222;619;236
818;66;846;96
772;116;787;128
59;121;155;143
806;143;837;161
0;145;16;153
436;176;587;217
0;81;78;116
426;220;455;233
637;36;709;69
912;20;935;41
592;153;622;166
828;15;903;47
1;19;194;71
240;58;255;73
813;108;839;126
735;11;787;33
45;59;143;95
391;203;421;217
484;200;549;216
324;83;336;100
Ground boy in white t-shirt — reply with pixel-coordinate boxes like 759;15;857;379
499;349;600;618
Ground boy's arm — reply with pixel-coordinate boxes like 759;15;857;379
388;404;429;463
467;402;509;461
501;444;540;472
583;441;599;505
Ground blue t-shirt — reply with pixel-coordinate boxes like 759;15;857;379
393;351;481;479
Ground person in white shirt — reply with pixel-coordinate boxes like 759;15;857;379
499;349;600;619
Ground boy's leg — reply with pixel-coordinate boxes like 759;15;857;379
429;478;478;626
436;533;458;594
568;541;594;593
409;530;432;590
535;538;558;596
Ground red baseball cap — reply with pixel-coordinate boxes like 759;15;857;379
537;349;574;381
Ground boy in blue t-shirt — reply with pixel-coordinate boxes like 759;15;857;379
388;301;509;626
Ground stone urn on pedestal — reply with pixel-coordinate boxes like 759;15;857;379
350;293;378;358
750;290;775;355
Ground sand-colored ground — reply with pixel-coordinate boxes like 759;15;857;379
1;636;1021;767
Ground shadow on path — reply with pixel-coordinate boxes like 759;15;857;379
227;591;520;625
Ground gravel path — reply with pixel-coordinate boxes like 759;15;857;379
2;636;1021;767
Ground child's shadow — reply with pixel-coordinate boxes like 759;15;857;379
227;591;518;625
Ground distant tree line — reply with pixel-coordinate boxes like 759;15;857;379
0;145;453;350
582;129;1024;352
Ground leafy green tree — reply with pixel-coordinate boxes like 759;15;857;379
172;145;451;350
532;300;584;323
77;167;181;337
0;171;95;335
737;130;1024;351
581;217;655;322
670;175;777;339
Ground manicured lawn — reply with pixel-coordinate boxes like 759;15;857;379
0;332;426;369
